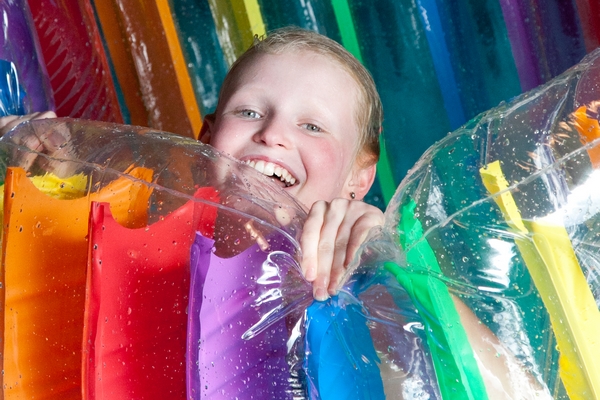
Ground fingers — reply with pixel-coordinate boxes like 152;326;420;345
327;201;384;293
301;199;384;301
0;112;76;176
0;115;24;137
34;111;58;119
327;201;361;291
342;210;383;272
301;199;348;300
300;200;327;282
17;134;45;172
38;120;72;154
0;111;57;137
0;115;35;138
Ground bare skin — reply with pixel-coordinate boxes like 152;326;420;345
453;296;551;398
0;111;57;137
199;50;384;300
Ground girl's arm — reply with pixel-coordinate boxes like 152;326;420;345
454;296;551;398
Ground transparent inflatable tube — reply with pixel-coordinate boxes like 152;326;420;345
2;47;600;398
383;47;600;398
0;119;430;399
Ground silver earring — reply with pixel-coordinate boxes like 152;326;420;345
350;192;356;199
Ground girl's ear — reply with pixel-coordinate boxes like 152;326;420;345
347;161;377;200
198;113;215;144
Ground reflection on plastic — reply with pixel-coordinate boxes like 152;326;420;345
84;191;217;399
384;48;600;398
0;0;54;113
305;295;385;399
188;233;307;399
0;118;308;399
26;0;122;121
2;166;152;398
2;42;600;398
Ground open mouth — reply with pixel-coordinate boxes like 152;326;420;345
244;160;297;187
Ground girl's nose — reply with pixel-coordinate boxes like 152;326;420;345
253;119;293;148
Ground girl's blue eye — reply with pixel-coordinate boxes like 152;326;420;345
303;123;322;132
240;110;260;119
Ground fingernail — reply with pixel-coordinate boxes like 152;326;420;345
314;287;329;301
304;266;316;281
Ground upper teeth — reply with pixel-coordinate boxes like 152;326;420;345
245;160;297;186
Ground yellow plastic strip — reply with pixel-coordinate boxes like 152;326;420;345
236;0;266;39
0;172;88;206
480;160;600;400
155;0;203;136
208;0;265;67
208;1;244;65
229;0;262;51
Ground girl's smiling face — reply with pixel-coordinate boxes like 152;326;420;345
202;50;372;208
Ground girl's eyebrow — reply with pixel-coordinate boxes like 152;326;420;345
226;89;267;107
302;105;335;128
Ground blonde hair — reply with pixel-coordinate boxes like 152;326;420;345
218;27;383;165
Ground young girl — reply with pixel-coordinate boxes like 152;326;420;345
0;27;548;398
0;27;386;302
196;28;385;302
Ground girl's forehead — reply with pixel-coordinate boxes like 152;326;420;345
234;50;356;85
218;50;364;151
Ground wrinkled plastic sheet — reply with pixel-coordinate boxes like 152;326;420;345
0;119;424;399
381;47;600;399
1;48;600;399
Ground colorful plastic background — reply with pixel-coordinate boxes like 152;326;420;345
381;47;600;399
2;0;600;206
0;47;600;397
2;1;600;399
0;119;308;399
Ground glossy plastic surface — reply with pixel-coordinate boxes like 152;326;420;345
0;0;53;114
5;1;600;205
84;193;216;399
26;0;123;122
2;47;600;397
382;47;600;399
0;119;422;399
0;119;307;398
2;165;151;398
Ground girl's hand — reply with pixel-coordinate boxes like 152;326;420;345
0;111;57;137
300;198;384;300
0;111;76;176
